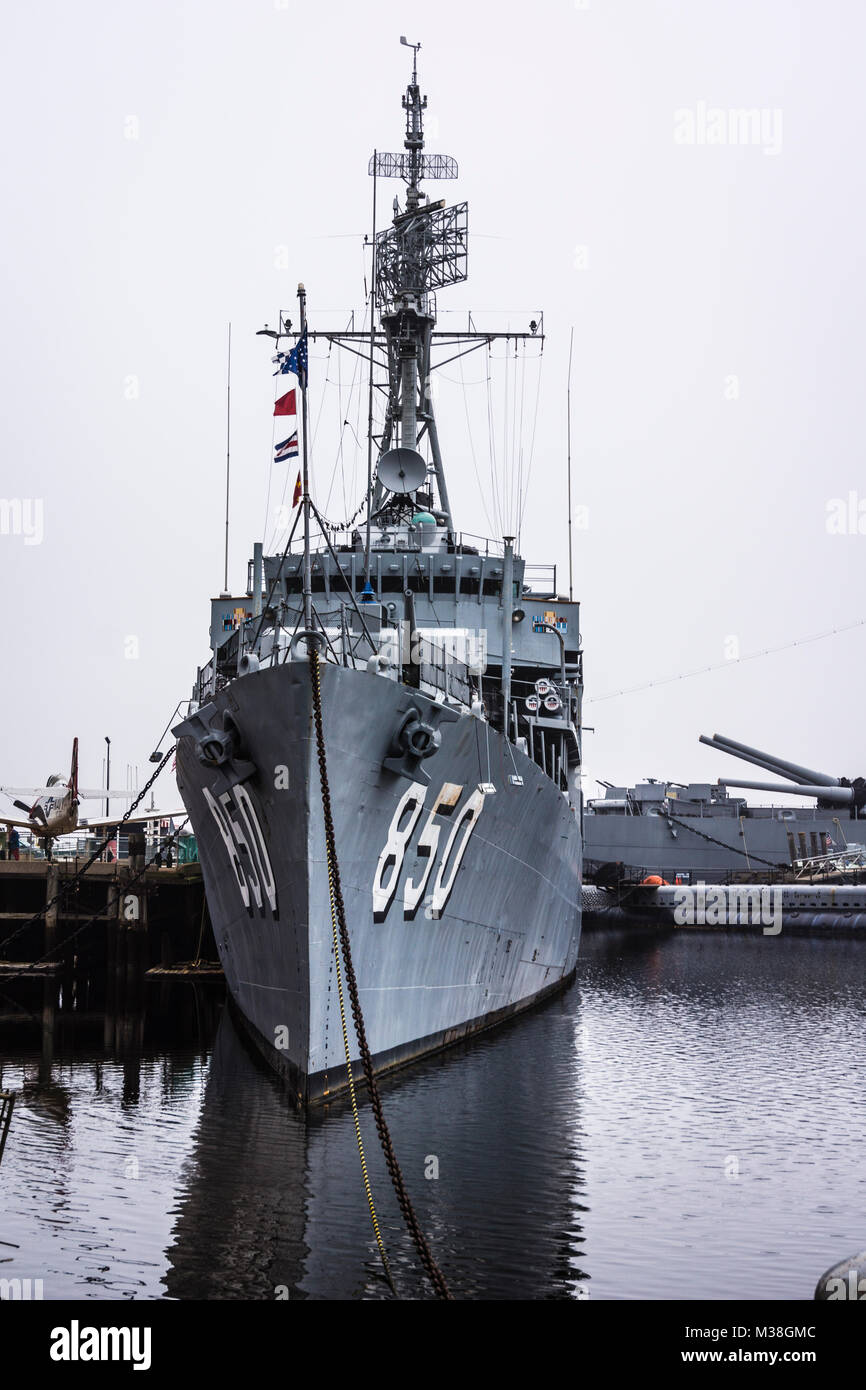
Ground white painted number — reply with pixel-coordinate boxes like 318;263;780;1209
374;781;484;923
372;782;426;921
204;787;249;912
404;781;463;919
234;784;278;915
204;785;279;919
430;788;485;919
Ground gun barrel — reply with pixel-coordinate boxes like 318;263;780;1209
701;733;840;787
718;778;853;804
699;735;816;783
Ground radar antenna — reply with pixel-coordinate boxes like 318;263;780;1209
362;40;469;525
368;39;459;207
276;41;544;540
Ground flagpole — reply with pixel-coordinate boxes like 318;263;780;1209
223;322;231;595
364;150;377;590
567;324;574;604
298;283;312;631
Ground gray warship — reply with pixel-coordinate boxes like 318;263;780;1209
585;732;865;883
173;45;583;1105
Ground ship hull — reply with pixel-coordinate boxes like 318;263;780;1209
585;809;857;882
176;660;581;1104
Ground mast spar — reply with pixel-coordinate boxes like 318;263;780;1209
368;38;465;530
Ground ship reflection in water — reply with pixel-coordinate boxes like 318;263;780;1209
1;932;865;1299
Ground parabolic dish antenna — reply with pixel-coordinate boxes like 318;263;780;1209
378;447;426;494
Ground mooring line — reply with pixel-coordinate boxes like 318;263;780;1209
309;648;453;1301
324;811;397;1296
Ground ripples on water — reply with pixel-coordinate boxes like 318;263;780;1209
1;929;864;1299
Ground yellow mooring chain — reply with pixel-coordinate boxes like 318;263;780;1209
311;647;396;1295
323;804;397;1296
309;646;453;1301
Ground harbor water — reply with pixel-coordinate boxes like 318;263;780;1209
1;928;864;1300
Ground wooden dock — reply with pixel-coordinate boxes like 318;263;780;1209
0;859;216;973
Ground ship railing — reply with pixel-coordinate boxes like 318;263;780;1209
450;539;556;587
199;600;552;712
305;605;477;707
195;656;218;702
198;604;385;695
255;601;376;671
522;563;558;595
259;533;560;599
309;602;383;669
412;634;474;706
266;530;503;557
455;531;506;557
792;846;866;877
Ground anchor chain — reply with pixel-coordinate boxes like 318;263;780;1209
309;649;453;1301
662;810;786;871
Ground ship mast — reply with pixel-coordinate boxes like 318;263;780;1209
276;40;543;552
396;38;424;457
401;37;424;215
369;39;467;529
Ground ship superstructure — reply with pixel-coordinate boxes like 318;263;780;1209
585;733;865;883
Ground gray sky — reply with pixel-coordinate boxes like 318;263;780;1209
1;0;863;805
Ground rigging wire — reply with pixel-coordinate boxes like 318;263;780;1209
586;616;866;704
502;342;511;533
323;337;346;516
485;341;503;537
321;308;366;521
516;351;544;552
515;346;527;546
262;380;276;548
510;340;520;534
457;353;496;536
264;321;545;555
437;370;490;386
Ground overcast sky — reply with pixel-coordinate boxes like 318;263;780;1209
1;0;863;806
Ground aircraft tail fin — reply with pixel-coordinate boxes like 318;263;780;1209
70;737;79;801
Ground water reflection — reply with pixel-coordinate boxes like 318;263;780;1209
576;930;866;1299
1;929;864;1299
0;973;221;1299
165;995;588;1300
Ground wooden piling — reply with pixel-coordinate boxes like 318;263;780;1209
45;865;59;957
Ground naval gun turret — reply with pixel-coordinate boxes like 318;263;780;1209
700;733;866;816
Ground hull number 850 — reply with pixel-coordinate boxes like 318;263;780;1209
372;780;484;922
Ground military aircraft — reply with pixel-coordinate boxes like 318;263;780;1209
1;737;158;853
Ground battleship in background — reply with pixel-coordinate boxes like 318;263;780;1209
173;42;582;1104
585;732;866;883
